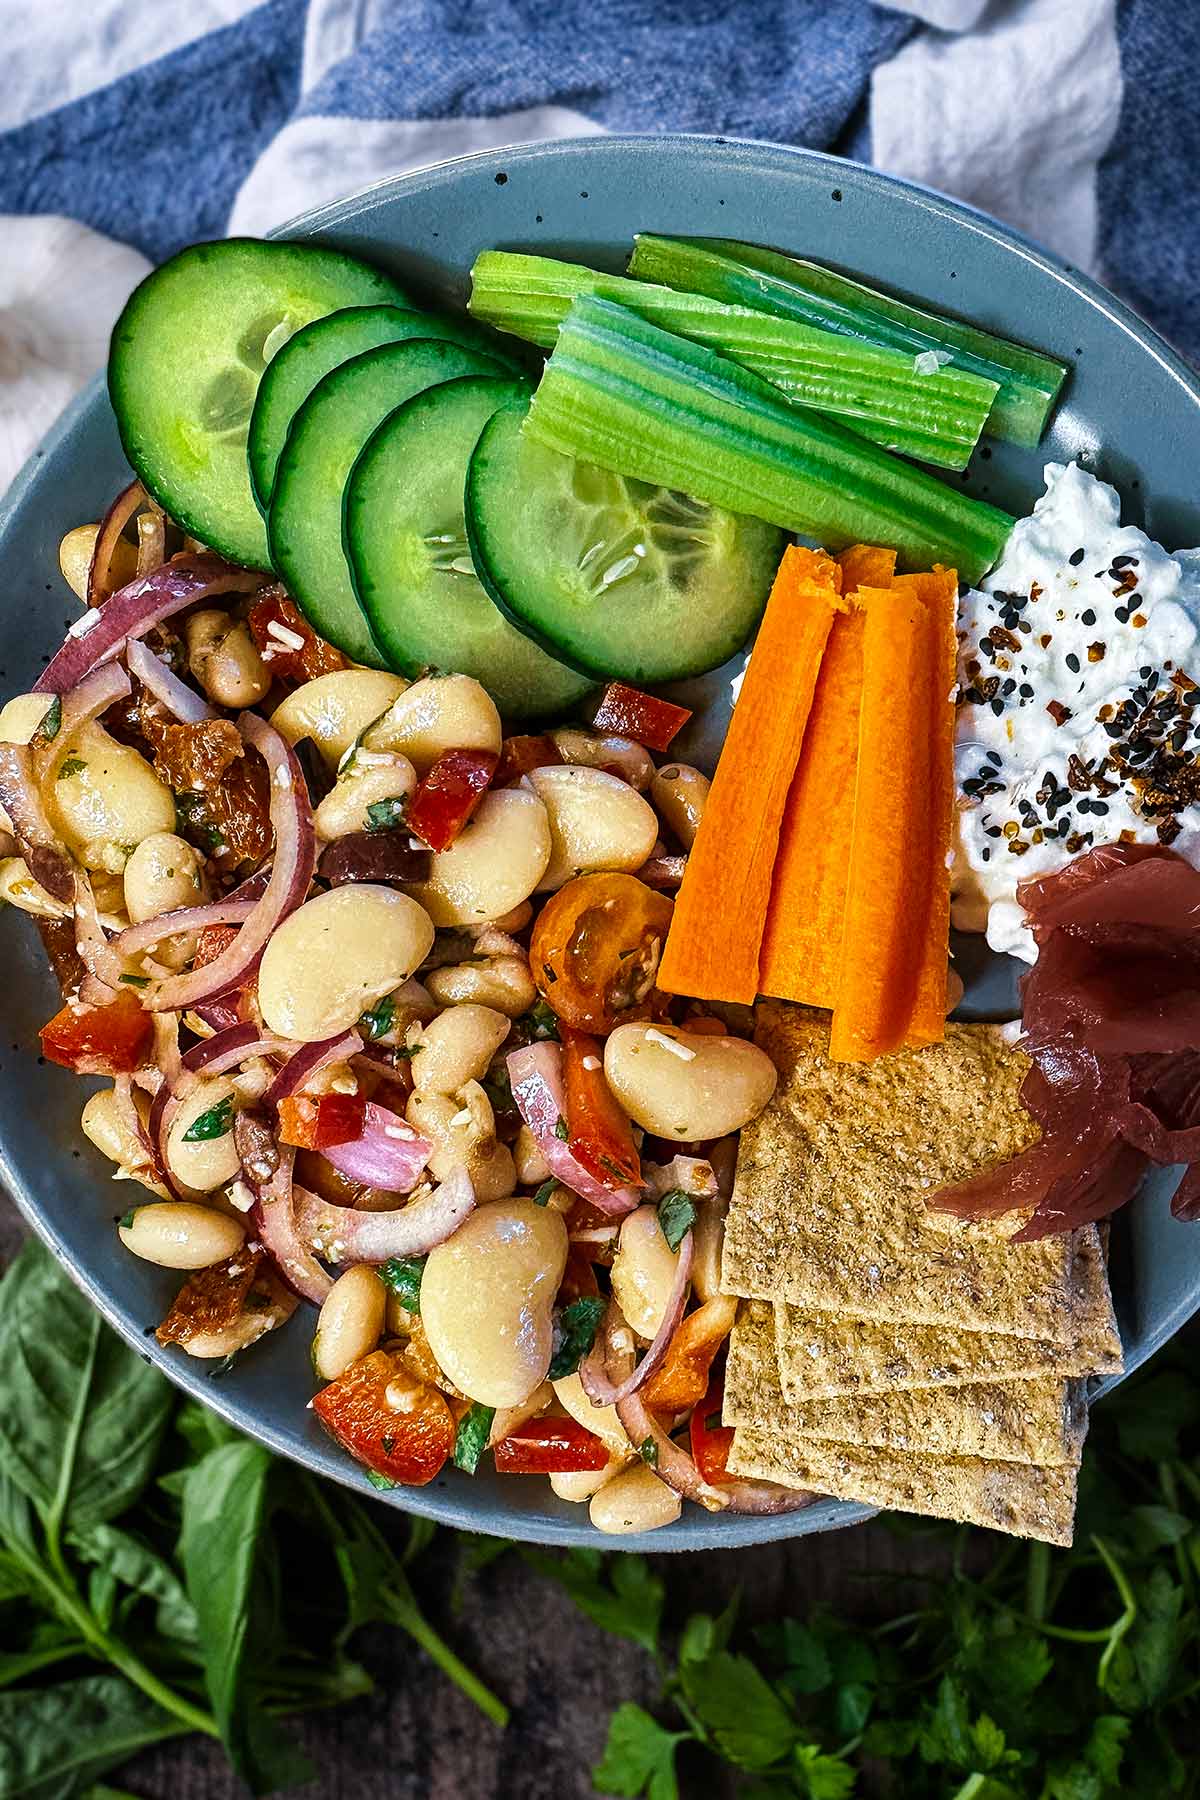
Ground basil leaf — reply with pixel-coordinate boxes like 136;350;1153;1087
56;755;86;780
657;1189;696;1252
0;1673;183;1796
549;1296;606;1380
0;1240;171;1528
68;1520;198;1643
365;796;407;834
379;1256;425;1314
180;1440;311;1792
358;994;396;1041
453;1403;496;1475
181;1095;234;1143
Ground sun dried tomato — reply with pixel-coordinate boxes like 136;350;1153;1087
156;1246;280;1348
249;588;348;682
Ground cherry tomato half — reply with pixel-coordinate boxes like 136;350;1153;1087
529;873;674;1035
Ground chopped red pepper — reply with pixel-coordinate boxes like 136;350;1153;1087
40;988;152;1075
494;733;563;787
407;748;498;851
561;1023;640;1189
557;1247;601;1303
689;1374;735;1485
640;1297;736;1414
591;681;692;753
193;923;240;971
313;1350;454;1486
493;1414;610;1475
248;589;348;682
278;1092;366;1151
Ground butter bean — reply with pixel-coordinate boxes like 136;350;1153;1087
424;954;537;1017
0;856;70;918
46;722;175;869
405;789;550;927
258;885;434;1041
364;673;501;775
312;1266;387;1380
550;1456;630;1502
185;609;270;708
552;1371;631;1459
589;1462;681;1535
528;765;659;891
650;763;710;850
549;728;654;791
118;1201;245;1270
122;831;205;924
165;1076;241;1193
421;1200;568;1406
313;755;417;840
271;669;406;768
513;1123;551;1186
604;1022;777;1141
611;1205;685;1340
0;692;58;745
409;1004;510;1096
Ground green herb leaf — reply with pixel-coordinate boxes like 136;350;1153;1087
638;1436;658;1467
656;1189;695;1252
549;1296;606;1380
532;1178;556;1208
0;1239;172;1528
792;1743;857;1799
379;1256;425;1314
554;1115;570;1141
522;1549;664;1657
1113;1370;1200;1461
678;1650;799;1770
181;1095;234;1143
0;1673;184;1795
594;1702;687;1800
33;693;62;745
365;1469;398;1490
365;796;407;833
118;972;149;988
68;1520;198;1643
358;994;396;1041
453;1404;496;1475
180;1439;311;1792
523;998;560;1041
56;755;86;780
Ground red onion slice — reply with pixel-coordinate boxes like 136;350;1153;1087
507;1042;640;1216
249;1145;332;1306
31;662;132;786
264;1030;363;1108
146;713;315;1013
72;868;131;996
114;898;255;962
579;1229;692;1409
178;1022;291;1083
126;637;213;724
292;1164;475;1264
0;744;75;903
319;1101;432;1192
36;553;260;695
598;1305;729;1513
88;478;145;606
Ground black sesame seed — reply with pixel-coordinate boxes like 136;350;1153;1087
1019;683;1034;698
1065;653;1080;674
1139;665;1154;680
986;750;1003;766
1114;606;1130;623
985;825;1002;839
1091;800;1110;815
1077;797;1092;814
981;846;991;861
1112;554;1137;569
990;699;1004;716
1081;609;1097;626
1002;678;1016;695
1069;548;1086;566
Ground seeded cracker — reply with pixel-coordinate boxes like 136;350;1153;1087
773;1224;1121;1402
724;1301;1088;1466
728;1427;1078;1546
721;1005;1084;1338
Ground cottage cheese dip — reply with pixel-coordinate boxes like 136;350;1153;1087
952;461;1200;960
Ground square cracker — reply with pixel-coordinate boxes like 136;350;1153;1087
728;1426;1078;1546
724;1301;1088;1466
721;1005;1084;1339
774;1225;1122;1403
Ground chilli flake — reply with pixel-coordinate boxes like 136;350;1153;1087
645;1028;696;1061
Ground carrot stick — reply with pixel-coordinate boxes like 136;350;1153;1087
837;542;897;591
904;566;959;1042
657;545;842;1004
828;587;936;1061
758;606;865;1008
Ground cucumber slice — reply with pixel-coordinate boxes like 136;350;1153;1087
108;238;408;569
268;338;503;667
347;378;593;720
248;304;521;510
466;403;784;683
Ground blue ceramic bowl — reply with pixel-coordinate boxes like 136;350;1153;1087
1;136;1195;1550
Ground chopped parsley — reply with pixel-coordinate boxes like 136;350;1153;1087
56;756;86;780
358;995;396;1041
365;796;407;834
181;1095;235;1143
523;998;560;1041
554;1116;570;1142
364;1469;398;1491
33;694;61;745
118;973;150;988
117;1208;137;1231
657;1188;696;1252
638;1435;659;1467
531;1178;556;1208
548;1296;606;1381
453;1403;496;1475
379;1255;425;1314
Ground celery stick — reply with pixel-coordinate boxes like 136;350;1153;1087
523;296;1014;584
628;235;1068;449
469;251;998;469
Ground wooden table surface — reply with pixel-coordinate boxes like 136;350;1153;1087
0;1192;949;1800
